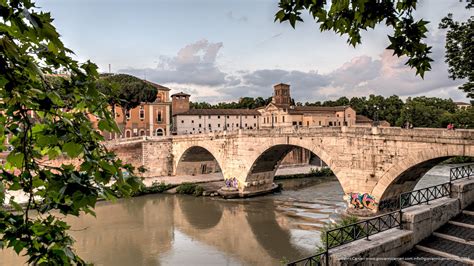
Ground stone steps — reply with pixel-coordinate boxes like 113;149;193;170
398;203;474;265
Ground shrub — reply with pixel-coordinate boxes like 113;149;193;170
176;183;204;196
133;181;174;196
316;216;360;253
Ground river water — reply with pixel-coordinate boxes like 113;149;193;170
0;164;457;265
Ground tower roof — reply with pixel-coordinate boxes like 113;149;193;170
171;92;191;97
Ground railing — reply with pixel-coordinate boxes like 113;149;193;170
288;163;474;266
287;251;326;266
400;182;451;209
326;211;401;249
450;164;473;181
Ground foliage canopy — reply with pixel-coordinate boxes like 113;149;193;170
0;0;141;264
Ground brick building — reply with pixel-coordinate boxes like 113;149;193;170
102;81;172;139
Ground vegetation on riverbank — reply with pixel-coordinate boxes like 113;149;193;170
443;156;474;164
315;216;360;257
274;167;334;180
132;181;176;196
176;183;205;196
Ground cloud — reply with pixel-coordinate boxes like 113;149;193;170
119;34;469;104
120;39;226;86
226;11;248;22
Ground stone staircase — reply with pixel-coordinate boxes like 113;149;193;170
399;203;474;265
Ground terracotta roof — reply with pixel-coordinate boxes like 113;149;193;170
288;106;349;114
171;92;191;97
356;115;373;123
174;109;261;116
145;80;170;91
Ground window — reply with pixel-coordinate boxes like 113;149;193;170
319;121;321;126
218;124;221;127
140;130;145;136
245;116;247;119
156;128;164;136
181;120;184;123
125;130;131;138
236;123;239;127
157;111;162;122
199;124;202;128
191;120;194;123
139;106;145;120
227;116;230;119
245;123;248;127
275;117;278;123
348;114;351;118
254;115;256;118
329;122;333;126
199;115;202;119
236;116;238;118
217;115;221;119
337;114;339;117
208;115;211;119
307;121;309;126
283;116;285;123
227;124;229;127
208;124;211;128
298;121;302;126
254;123;256;127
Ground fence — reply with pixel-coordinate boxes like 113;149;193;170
287;163;473;266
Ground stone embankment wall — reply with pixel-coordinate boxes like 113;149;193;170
328;178;474;265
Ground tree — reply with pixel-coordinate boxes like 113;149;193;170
98;74;157;135
275;0;433;77
439;13;474;98
0;1;141;264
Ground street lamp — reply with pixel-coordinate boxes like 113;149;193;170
373;105;379;127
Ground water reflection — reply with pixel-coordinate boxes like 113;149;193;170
0;164;454;265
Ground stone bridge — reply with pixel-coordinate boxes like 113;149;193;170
106;126;474;214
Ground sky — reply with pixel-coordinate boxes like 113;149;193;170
37;0;473;103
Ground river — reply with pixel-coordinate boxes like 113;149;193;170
0;164;458;265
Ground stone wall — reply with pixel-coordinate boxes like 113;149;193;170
327;178;474;265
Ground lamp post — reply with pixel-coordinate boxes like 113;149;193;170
373;105;379;127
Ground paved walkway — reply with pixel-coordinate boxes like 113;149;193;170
142;172;224;186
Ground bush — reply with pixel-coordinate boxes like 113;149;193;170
274;167;334;180
133;181;174;196
316;216;360;253
444;156;474;164
176;183;204;196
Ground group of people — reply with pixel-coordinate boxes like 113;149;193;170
447;123;456;130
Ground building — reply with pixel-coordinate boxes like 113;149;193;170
258;83;357;128
102;81;172;139
172;107;260;135
455;102;471;110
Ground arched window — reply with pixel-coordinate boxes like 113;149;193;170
156;128;164;136
139;129;146;136
125;130;131;138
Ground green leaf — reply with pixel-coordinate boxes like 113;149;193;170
63;142;83;158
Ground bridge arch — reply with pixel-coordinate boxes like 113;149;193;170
372;147;474;203
241;141;341;194
173;145;225;178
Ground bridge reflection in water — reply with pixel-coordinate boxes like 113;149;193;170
0;178;347;266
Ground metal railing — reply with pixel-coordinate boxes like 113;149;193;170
287;251;326;266
450;164;473;181
288;163;474;266
326;211;401;249
399;182;451;209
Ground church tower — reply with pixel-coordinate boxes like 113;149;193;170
272;83;291;106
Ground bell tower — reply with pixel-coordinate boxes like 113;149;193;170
272;83;291;106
